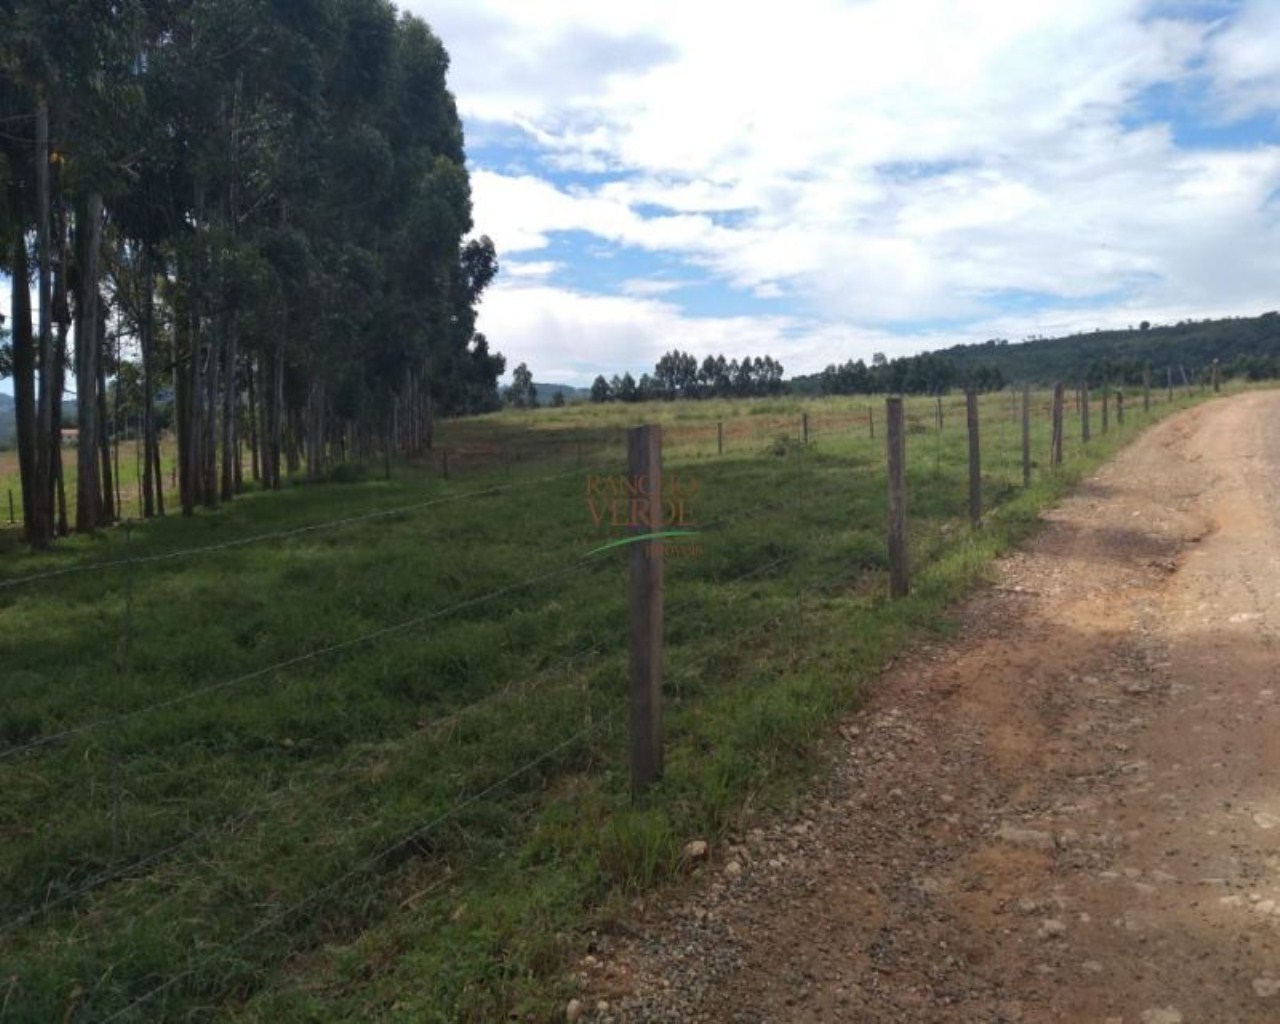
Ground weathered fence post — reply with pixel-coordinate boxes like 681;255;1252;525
1116;390;1125;425
1050;382;1065;467
629;424;664;799
1081;384;1091;443
717;421;723;456
7;489;14;524
868;405;875;440
802;412;809;445
1212;359;1221;393
1021;385;1031;487
966;389;981;528
1101;387;1110;434
886;397;908;598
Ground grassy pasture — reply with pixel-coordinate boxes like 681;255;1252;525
0;385;1213;1021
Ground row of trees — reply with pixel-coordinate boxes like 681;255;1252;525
1;0;501;548
818;352;1006;396
590;352;786;403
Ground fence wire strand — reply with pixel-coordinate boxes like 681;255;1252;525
0;550;613;760
0;464;599;593
99;708;622;1023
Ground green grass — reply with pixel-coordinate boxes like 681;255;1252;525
0;383;1224;1021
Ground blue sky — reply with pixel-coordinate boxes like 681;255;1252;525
405;0;1280;386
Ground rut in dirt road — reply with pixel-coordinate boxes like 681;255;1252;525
580;391;1280;1024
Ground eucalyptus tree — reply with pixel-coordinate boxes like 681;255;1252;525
2;0;502;544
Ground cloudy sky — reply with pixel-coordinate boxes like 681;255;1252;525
404;0;1280;385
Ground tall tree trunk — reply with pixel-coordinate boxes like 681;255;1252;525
220;329;236;501
175;350;192;515
152;434;165;516
74;192;105;532
175;264;197;516
51;320;69;538
247;356;260;484
202;322;218;506
304;378;323;479
54;443;68;538
424;386;434;451
285;406;300;474
11;233;37;532
31;97;55;549
141;249;157;518
97;314;115;525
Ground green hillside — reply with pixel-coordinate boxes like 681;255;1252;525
793;311;1280;396
934;311;1280;385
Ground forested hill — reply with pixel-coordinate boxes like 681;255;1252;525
792;311;1280;395
933;312;1280;385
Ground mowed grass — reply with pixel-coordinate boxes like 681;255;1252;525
0;384;1217;1021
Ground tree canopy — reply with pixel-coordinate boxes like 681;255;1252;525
0;0;502;546
590;350;785;403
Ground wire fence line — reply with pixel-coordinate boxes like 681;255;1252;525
0;388;1190;1019
0;466;814;942
0;463;601;593
0;548;808;945
0;628;626;936
0;549;620;760
89;549;848;1019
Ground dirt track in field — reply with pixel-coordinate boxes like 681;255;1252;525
579;389;1280;1024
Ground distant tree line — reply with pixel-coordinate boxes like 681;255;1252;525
817;351;1005;396
1;0;501;548
590;351;785;403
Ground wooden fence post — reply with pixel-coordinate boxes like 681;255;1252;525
1081;384;1091;443
886;397;908;598
629;424;664;799
1116;390;1125;425
802;412;809;445
1212;359;1221;393
717;421;723;456
1101;387;1110;434
868;405;875;440
1021;385;1031;487
966;389;981;527
7;489;14;524
1050;382;1064;467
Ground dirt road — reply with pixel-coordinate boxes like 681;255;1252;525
583;390;1280;1024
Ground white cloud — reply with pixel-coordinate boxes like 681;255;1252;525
411;0;1280;382
502;260;563;280
1206;0;1280;120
